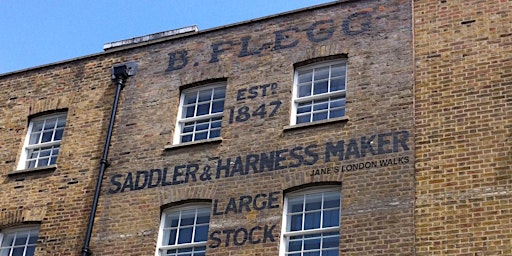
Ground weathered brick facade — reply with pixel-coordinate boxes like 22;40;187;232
414;0;512;255
0;0;509;255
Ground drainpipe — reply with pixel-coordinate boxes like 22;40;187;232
81;62;137;256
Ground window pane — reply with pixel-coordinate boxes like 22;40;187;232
331;64;345;77
180;211;196;226
298;84;312;98
1;234;14;246
304;251;320;256
41;131;53;143
288;240;302;252
211;100;224;113
298;70;313;84
210;120;222;129
184;93;197;104
38;158;49;167
196;103;210;116
324;194;341;208
213;87;226;99
322;249;339;256
196;123;209;131
330;109;345;119
313;102;328;111
313;81;328;95
54;129;64;141
315;66;329;80
197;90;212;102
296;115;311;124
40;148;51;157
27;160;36;169
184;106;196;118
29;133;40;144
209;129;220;139
289;199;304;213
32;122;44;132
14;231;29;246
181;135;192;143
290;214;303;232
0;249;10;256
166;213;180;228
43;118;57;130
304;237;321;250
312;112;328;122
56;117;66;128
25;246;36;256
323;209;340;228
330;78;345;92
297;104;312;114
177;227;193;244
322;235;340;249
194;225;209;242
304;212;321;229
11;247;24;256
166;229;177;245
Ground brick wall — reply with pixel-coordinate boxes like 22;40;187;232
414;0;512;254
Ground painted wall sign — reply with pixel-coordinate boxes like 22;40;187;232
165;11;372;72
309;156;410;176
209;224;277;248
213;191;280;216
108;131;410;194
230;82;282;124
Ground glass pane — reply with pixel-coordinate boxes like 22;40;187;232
182;124;194;134
197;90;212;102
11;247;24;256
32;121;44;132
209;129;220;139
304;212;321;229
323;209;340;228
195;132;208;141
166;229;177;245
323;235;340;249
330;109;345;119
27;160;36;169
289;199;304;213
213;87;226;99
313;81;328;95
184;92;197;104
181;135;192;143
297;104;312;114
166;213;180;228
288;240;302;252
211;101;224;113
297;115;310;124
29;150;39;159
304;237;321;250
312;112;328;122
298;70;313;83
38;158;49;167
331;64;345;77
322;249;339;256
0;249;10;256
304;251;320;256
196;211;210;224
1;234;14;246
184;106;196;118
54;129;64;141
50;156;58;165
43;118;57;130
196;103;210;116
40;149;51;157
41;131;53;143
290;214;303;231
210;120;222;129
180;211;196;226
194;225;209;242
14;231;29;246
177;227;193;244
298;84;312;98
196;123;209;131
313;102;328;111
315;66;329;80
29;133;40;144
324;194;341;208
330;98;345;108
25;246;36;256
56;117;66;128
330;78;345;92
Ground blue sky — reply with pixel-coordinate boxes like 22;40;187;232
0;0;332;74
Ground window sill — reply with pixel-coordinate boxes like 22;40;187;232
283;116;349;131
7;165;57;176
164;137;222;151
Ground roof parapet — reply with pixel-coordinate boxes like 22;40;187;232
103;25;198;51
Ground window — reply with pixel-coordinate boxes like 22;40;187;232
156;204;211;256
280;187;341;256
17;112;67;170
291;60;347;125
0;227;39;256
174;83;226;144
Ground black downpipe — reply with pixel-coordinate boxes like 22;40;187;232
81;63;136;256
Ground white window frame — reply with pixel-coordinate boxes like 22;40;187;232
155;203;211;256
0;226;39;256
279;187;341;256
291;60;347;126
17;112;67;170
173;83;226;144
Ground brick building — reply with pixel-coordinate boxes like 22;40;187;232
0;0;510;256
